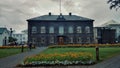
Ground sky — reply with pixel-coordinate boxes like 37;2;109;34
0;0;120;33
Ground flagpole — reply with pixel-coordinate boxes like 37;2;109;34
60;0;61;13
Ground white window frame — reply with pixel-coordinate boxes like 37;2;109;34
49;26;54;33
40;26;46;33
32;26;37;33
85;26;90;33
68;26;73;33
59;26;64;35
77;26;82;33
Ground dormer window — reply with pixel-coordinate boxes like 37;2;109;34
57;13;65;20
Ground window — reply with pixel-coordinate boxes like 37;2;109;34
86;37;90;43
49;36;54;43
41;37;45;43
32;26;37;33
32;38;36;44
77;26;82;33
69;37;73;43
41;26;46;33
85;26;90;33
59;26;64;34
77;37;82;43
68;26;73;33
16;34;18;37
23;37;25;40
49;27;54;33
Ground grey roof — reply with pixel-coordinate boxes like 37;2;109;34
0;28;7;34
101;20;120;27
27;14;94;21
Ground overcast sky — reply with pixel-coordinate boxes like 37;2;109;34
0;0;120;33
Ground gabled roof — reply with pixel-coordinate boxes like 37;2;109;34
101;20;120;27
27;13;94;21
0;28;8;34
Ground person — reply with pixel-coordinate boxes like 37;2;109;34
28;42;32;51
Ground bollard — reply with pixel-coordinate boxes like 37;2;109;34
96;46;99;61
21;45;24;52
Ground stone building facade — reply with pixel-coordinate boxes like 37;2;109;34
27;13;94;46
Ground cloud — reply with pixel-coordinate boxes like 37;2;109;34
51;0;120;26
0;0;120;33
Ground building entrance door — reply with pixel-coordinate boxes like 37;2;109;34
58;37;64;45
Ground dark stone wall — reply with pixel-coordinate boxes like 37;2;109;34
28;20;94;46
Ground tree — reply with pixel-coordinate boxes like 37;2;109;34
9;37;17;43
107;0;120;10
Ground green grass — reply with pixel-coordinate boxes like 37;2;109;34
42;47;120;61
0;48;29;58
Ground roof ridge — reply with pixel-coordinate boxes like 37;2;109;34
27;14;94;21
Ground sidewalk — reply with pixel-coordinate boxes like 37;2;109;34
93;54;120;68
0;47;46;68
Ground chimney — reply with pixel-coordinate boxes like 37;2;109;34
60;13;62;15
49;12;51;16
69;12;72;16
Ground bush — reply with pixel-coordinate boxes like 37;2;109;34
0;46;35;49
48;44;120;48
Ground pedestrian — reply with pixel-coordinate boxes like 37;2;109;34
28;42;32;51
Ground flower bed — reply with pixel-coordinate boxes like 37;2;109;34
0;46;35;49
49;44;120;48
22;52;95;66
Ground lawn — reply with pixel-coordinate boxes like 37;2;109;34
23;47;120;66
43;47;120;61
0;48;29;58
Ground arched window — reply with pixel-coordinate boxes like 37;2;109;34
49;26;54;33
85;26;90;33
32;26;37;33
68;26;73;33
40;26;46;33
77;26;82;33
59;26;64;34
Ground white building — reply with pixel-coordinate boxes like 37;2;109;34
12;33;28;45
101;20;120;42
0;28;9;46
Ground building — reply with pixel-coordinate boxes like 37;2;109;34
101;20;120;42
12;33;28;45
0;28;9;46
27;13;94;46
94;27;116;44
